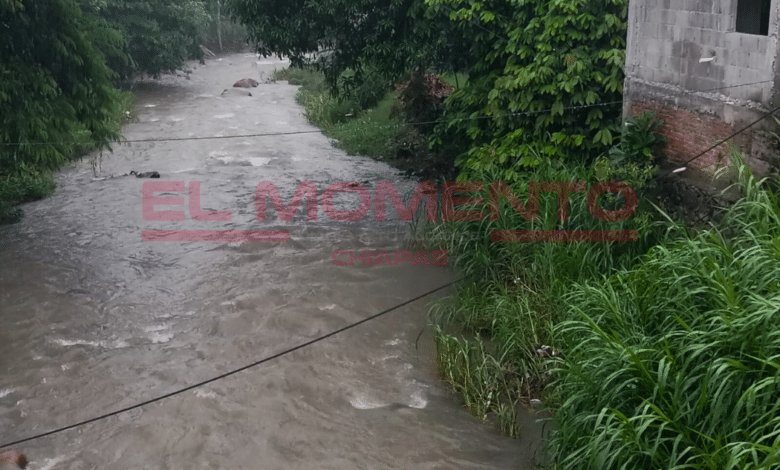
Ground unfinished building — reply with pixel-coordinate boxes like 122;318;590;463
623;0;780;177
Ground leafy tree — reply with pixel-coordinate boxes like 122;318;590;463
81;0;209;78
227;0;471;94
0;0;126;176
427;0;628;180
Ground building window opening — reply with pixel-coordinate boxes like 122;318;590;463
736;0;772;35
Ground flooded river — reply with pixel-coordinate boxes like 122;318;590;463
0;53;533;469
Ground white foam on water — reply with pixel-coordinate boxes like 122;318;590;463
37;456;67;470
149;332;174;344
215;113;235;119
349;393;386;410
53;338;102;348
143;104;157;108
407;390;427;409
0;388;15;398
149;118;160;122
318;304;337;310
52;338;128;349
195;390;217;399
144;323;170;333
247;157;270;166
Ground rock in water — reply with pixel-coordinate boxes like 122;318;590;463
221;88;252;97
233;78;259;88
0;450;28;469
130;171;161;178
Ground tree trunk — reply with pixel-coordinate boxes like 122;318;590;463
217;0;223;52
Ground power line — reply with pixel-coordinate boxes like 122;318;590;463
0;277;464;450
660;104;780;178
0;130;324;146
0;80;772;147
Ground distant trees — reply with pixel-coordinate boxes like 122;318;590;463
227;0;471;94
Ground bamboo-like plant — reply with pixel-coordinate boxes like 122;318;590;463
553;153;780;469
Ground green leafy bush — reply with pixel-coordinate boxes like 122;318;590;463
608;111;666;166
426;0;628;178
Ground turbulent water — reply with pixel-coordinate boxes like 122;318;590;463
0;53;541;469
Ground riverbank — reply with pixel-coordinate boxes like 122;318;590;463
276;62;780;468
0;92;135;226
270;67;458;181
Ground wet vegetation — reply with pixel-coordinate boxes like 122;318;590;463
554;158;780;469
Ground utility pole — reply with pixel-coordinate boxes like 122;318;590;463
217;0;223;52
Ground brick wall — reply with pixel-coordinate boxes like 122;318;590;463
630;100;750;171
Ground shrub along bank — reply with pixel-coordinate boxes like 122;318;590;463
270;66;459;180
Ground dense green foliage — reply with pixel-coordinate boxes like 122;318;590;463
0;0;127;176
427;0;628;178
1;0;218;221
555;160;780;469
271;67;404;160
228;0;469;95
230;0;629;177
79;0;208;78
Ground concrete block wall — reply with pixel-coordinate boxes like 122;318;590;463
624;0;780;176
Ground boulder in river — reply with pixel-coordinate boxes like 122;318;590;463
233;78;259;88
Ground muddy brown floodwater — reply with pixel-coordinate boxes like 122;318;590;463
0;53;542;469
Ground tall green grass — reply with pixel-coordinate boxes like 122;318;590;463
421;158;666;435
271;66;403;159
553;156;780;469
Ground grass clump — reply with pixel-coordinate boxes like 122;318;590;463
270;66;411;161
421;157;665;435
553;157;780;469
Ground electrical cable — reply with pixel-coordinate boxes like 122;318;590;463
0;277;464;450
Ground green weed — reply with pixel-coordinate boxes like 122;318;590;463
553;154;780;469
273;66;403;159
419;158;666;438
